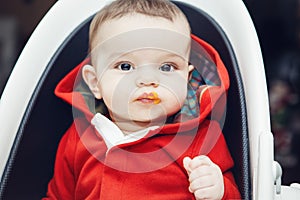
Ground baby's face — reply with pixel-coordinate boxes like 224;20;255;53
87;14;193;125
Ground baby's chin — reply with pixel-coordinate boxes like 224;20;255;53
110;105;182;129
130;115;168;126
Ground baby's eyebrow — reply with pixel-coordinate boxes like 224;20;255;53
107;51;127;62
160;53;187;62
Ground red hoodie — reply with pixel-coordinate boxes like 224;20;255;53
44;35;241;199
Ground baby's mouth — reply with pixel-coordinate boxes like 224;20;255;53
136;92;161;104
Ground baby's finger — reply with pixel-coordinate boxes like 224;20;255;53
189;175;214;192
188;165;213;182
189;155;212;170
183;157;192;174
194;186;216;200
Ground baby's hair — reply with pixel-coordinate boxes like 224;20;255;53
88;0;189;55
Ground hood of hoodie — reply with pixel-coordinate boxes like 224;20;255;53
55;35;229;134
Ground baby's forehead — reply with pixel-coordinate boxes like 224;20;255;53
91;28;191;63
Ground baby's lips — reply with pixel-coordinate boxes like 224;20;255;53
136;91;161;104
148;92;161;104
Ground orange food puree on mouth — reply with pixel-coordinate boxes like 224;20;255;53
149;92;161;104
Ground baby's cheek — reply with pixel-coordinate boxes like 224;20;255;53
162;78;188;100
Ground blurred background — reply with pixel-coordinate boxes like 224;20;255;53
0;0;299;185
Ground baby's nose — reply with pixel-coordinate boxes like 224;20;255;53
135;65;160;88
136;77;159;88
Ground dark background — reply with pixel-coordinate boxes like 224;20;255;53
0;0;299;185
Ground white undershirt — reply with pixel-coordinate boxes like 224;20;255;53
91;113;159;151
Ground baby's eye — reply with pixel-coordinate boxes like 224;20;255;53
118;63;134;71
159;64;175;72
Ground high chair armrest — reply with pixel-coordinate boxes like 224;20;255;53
257;132;300;200
275;184;300;200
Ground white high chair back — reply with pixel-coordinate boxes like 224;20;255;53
0;0;299;199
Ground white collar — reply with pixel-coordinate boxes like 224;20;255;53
91;113;159;151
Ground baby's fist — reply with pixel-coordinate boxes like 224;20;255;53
183;155;224;200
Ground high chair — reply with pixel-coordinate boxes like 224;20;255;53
0;0;299;199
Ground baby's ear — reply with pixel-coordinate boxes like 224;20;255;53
188;64;194;80
82;64;102;99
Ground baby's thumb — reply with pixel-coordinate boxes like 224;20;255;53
183;157;192;174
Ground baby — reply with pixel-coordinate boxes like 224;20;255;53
44;0;241;199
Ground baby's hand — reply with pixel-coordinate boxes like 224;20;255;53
183;155;224;200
